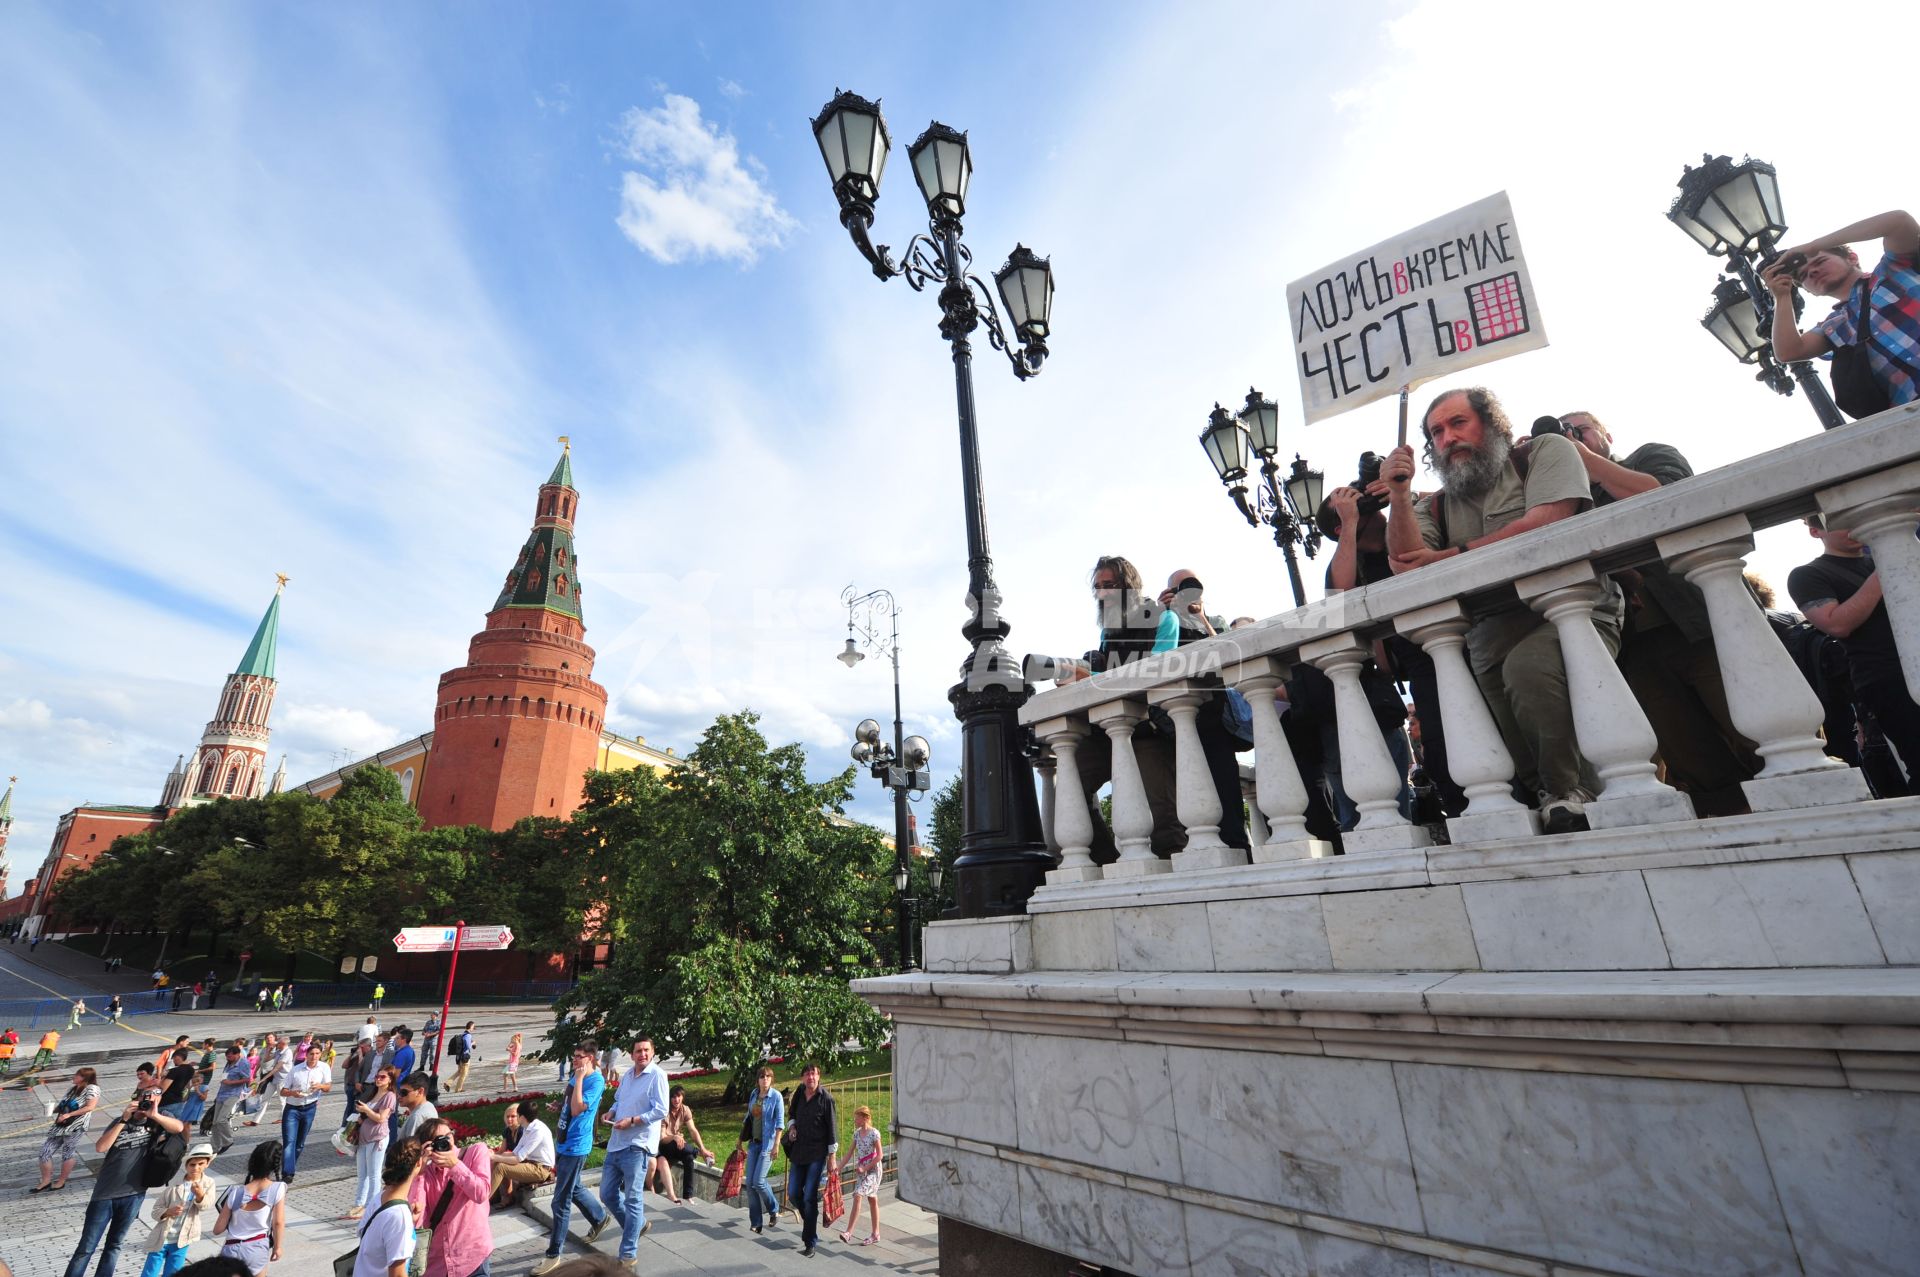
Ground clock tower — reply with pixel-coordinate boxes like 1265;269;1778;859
416;442;610;830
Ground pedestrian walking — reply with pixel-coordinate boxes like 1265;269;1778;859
0;1026;18;1080
276;1039;331;1183
346;1067;398;1220
839;1105;885;1246
370;982;385;1012
34;1067;102;1192
254;985;269;1014
110;995;124;1023
407;1118;492;1277
68;998;88;1029
62;1088;188;1277
600;1035;669;1266
209;1045;254;1155
784;1063;840;1258
740;1064;784;1236
531;1042;609;1275
213;1140;286;1275
190;982;203;1011
502;1032;523;1089
137;1142;215;1277
447;1022;476;1094
159;1047;199;1120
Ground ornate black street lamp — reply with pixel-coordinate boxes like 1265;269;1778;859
838;586;932;972
813;89;1055;919
1668;154;1845;430
1201;387;1325;607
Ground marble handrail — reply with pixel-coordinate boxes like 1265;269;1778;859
1020;404;1920;891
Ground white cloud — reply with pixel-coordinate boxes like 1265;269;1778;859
535;81;571;115
276;703;402;760
717;78;746;101
613;92;794;265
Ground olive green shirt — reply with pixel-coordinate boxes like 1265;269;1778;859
1412;433;1624;673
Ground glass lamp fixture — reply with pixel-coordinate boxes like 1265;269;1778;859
1701;276;1768;364
1237;387;1282;460
1284;455;1326;518
837;636;865;668
811;90;891;209
1668;154;1786;256
1200;404;1251;484
908;122;971;220
994;245;1054;346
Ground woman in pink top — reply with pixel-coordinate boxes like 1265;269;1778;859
407;1117;493;1277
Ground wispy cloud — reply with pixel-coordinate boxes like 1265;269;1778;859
535;81;572;116
613;91;794;265
717;78;746;101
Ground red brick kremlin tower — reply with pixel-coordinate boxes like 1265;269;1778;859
417;440;609;830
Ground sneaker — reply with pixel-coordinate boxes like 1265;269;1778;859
1540;795;1591;835
586;1216;609;1243
637;1222;651;1240
802;1244;816;1257
531;1259;565;1276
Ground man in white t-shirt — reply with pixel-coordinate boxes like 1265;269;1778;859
488;1099;557;1207
277;1045;332;1183
356;1017;378;1045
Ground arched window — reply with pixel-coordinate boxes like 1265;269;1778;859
399;767;415;801
244;692;258;722
223;763;241;794
223;689;240;721
199;751;221;793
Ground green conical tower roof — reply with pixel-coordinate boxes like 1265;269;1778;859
548;438;574;490
235;581;284;679
0;776;14;826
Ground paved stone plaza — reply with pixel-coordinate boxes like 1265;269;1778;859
0;1001;936;1276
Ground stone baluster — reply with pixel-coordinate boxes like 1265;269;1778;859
1515;562;1695;829
1300;633;1430;853
1394;600;1540;842
1660;515;1869;811
1088;700;1168;877
1148;686;1244;871
1240;767;1271;847
1822;488;1920;705
1031;716;1100;885
1225;657;1330;861
1036;752;1061;860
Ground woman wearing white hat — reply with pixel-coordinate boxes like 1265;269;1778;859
137;1142;216;1276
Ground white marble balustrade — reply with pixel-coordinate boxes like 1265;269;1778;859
1017;405;1920;900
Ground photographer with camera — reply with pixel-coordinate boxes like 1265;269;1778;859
1761;210;1920;416
1320;466;1465;821
1383;386;1616;833
1541;411;1760;815
63;1088;188;1277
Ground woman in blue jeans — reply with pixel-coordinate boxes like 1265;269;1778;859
743;1064;785;1233
276;1050;331;1182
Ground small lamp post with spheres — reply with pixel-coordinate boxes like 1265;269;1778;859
813;89;1056;919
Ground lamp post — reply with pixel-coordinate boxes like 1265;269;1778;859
846;703;933;973
1667;154;1846;431
838;586;922;971
1201;387;1326;607
813;89;1055;919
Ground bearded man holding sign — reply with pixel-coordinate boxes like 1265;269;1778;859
1380;387;1619;834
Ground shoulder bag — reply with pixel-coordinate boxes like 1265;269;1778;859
1832;280;1894;420
408;1170;459;1277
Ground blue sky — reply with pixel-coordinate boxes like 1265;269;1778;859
1;0;1907;890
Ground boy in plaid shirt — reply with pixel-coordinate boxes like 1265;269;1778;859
1764;209;1920;411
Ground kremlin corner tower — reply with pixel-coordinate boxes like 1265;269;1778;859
417;442;611;830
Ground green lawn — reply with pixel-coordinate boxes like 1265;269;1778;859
439;1051;894;1178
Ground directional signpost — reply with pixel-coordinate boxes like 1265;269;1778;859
393;922;514;1071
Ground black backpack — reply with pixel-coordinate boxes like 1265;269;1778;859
140;1126;187;1189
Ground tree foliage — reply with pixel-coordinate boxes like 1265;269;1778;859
550;711;892;1100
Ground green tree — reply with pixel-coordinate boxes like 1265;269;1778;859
552;712;893;1100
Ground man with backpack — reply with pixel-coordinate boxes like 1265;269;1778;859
447;1021;477;1094
1382;386;1616;833
61;1086;187;1277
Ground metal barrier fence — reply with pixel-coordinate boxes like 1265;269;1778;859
0;979;574;1032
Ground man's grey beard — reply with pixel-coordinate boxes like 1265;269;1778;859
1436;431;1511;499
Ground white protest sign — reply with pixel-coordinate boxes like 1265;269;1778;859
1287;191;1547;425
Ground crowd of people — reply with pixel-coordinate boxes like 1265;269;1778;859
1054;204;1920;852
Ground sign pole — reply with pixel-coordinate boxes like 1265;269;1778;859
432;920;465;1075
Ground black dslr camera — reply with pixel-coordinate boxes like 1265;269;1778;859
1530;415;1566;438
1354;451;1386;517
